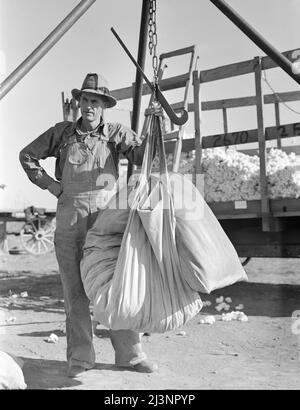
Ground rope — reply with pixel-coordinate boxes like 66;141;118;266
262;69;300;115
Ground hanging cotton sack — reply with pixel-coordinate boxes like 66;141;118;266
81;113;202;333
170;172;248;293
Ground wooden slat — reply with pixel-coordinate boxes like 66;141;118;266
171;101;195;112
111;73;190;101
203;96;256;110
203;122;300;148
160;45;195;60
200;58;254;83
197;90;300;112
261;49;299;71
207;198;300;219
200;49;300;83
164;122;300;153
163;130;179;141
239;145;300;156
172;49;196;173
264;90;300;104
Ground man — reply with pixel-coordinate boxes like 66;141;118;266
19;73;158;378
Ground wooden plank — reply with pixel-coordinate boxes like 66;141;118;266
239;145;300;156
160;45;195;60
270;198;300;213
198;91;300;112
200;58;254;83
172;51;196;173
165;122;300;153
216;213;261;220
206;198;300;219
111;73;190;101
261;49;299;71
203;96;256;110
199;48;300;83
232;244;300;258
163;130;179;141
0;222;8;254
265;90;300;104
208;200;261;216
171;101;195;112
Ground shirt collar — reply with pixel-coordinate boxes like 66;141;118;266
74;117;108;139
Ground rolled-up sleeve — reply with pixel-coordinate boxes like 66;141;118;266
19;122;69;190
109;123;149;166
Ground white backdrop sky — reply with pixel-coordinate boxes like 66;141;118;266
0;0;299;210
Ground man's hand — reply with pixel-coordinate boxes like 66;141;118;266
47;181;62;198
148;101;164;117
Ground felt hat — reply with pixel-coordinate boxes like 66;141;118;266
71;73;117;108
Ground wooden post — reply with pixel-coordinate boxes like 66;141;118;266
172;47;196;172
127;82;137;181
274;102;282;148
62;92;67;121
71;98;79;122
254;56;275;232
0;222;8;254
193;70;203;192
222;106;228;134
222;106;229;151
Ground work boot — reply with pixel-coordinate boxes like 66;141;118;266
132;359;158;373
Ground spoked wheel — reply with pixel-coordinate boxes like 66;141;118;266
20;217;56;255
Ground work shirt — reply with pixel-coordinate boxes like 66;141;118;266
19;118;146;190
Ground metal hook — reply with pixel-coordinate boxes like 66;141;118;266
111;27;188;126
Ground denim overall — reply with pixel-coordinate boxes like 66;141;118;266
54;131;146;370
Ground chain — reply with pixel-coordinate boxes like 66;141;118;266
262;69;300;115
148;0;158;85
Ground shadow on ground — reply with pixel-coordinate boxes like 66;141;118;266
0;273;62;299
21;357;81;389
21;357;127;389
1;271;300;318
200;281;300;318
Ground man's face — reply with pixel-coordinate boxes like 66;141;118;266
79;92;105;123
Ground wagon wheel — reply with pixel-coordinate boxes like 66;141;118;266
20;217;56;255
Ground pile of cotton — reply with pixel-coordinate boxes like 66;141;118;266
154;148;300;202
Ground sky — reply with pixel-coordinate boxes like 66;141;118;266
0;0;300;210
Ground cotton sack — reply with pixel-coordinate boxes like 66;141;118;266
0;351;27;390
81;113;202;333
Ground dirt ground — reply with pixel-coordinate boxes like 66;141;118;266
1;233;300;390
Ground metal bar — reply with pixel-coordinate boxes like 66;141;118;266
111;27;188;126
0;0;96;100
111;72;190;101
128;0;150;181
209;0;300;85
131;0;150;135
